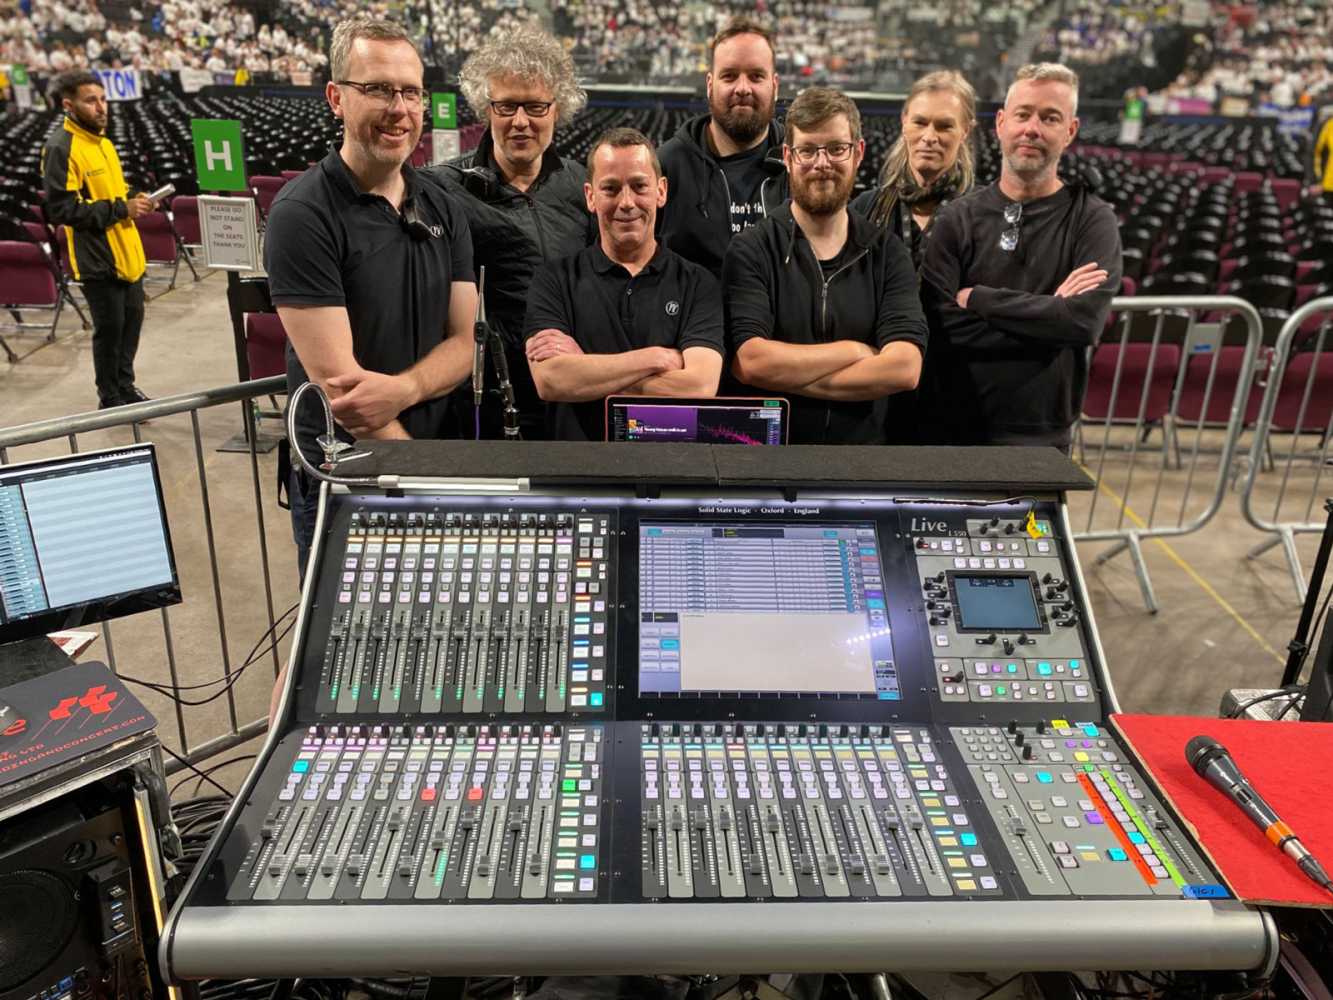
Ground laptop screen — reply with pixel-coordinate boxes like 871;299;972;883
606;397;787;445
0;444;181;644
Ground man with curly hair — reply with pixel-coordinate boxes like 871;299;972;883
429;22;593;440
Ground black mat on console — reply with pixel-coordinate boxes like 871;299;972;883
343;441;1091;492
713;445;1093;492
351;441;718;485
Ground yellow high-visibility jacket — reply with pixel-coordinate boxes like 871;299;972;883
41;115;147;282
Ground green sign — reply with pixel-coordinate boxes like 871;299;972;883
191;119;248;192
431;92;457;130
10;64;29;86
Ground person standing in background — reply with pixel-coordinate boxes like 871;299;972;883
43;69;154;410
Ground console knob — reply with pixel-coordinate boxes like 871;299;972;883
1006;720;1019;734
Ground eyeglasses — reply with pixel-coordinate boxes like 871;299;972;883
999;200;1022;252
489;100;554;118
787;142;855;164
337;80;426;107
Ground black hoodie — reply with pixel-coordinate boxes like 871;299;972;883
658;113;789;277
723;203;928;445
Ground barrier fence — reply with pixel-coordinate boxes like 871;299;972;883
0;296;1327;775
0;376;290;775
1073;295;1263;613
1239;296;1333;602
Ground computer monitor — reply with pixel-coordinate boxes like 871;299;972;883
0;444;181;644
605;396;788;445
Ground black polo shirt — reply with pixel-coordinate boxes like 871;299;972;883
523;241;724;440
264;148;474;461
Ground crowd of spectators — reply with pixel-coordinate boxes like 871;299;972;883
1157;1;1333;111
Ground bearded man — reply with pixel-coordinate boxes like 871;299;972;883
722;87;927;445
657;17;788;277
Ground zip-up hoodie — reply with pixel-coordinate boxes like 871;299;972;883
658;113;789;277
41;116;146;283
723;203;928;445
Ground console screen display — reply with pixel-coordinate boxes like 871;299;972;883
637;522;900;699
952;574;1042;631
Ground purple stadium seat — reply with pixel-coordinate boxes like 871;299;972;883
0;240;65;362
248;175;288;219
136;209;193;291
171;195;203;245
1175;349;1264;426
1082;342;1182;424
1271;350;1333;433
245;312;288;379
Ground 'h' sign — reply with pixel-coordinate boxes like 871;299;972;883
191;118;248;192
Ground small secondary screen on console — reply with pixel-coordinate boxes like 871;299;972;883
638;522;900;699
952;574;1041;631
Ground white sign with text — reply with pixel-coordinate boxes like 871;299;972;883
198;195;259;271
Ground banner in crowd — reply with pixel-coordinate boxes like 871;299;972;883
179;68;214;93
1258;103;1315;135
95;68;142;101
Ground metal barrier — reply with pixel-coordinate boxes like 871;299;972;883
0;376;290;775
1074;295;1263;613
1239;296;1333;602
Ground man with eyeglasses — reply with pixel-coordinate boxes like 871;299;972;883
657;16;789;277
264;17;477;575
723;87;927;445
429;23;592;440
920;63;1121;451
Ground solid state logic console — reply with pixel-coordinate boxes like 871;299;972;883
163;454;1274;979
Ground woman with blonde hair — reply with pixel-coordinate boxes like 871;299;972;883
852;69;977;270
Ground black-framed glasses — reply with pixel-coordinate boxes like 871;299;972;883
336;80;426;107
999;200;1022;252
787;141;855;164
489;100;554;118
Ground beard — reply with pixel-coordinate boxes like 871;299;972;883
710;92;771;146
72;107;106;133
791;167;854;216
1002;142;1053;178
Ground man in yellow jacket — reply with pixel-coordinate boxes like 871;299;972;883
42;70;155;409
1316;113;1333;197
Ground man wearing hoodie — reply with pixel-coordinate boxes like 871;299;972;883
657;16;789;278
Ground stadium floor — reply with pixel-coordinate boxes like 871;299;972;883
0;269;1320;799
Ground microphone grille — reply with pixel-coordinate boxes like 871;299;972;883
1185;734;1224;774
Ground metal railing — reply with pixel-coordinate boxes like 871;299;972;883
0;376;290;775
1074;295;1263;612
1239;296;1333;602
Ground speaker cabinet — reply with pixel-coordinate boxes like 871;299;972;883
0;776;161;1000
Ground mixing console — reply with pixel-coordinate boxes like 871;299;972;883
226;723;605;902
316;510;613;715
163;483;1273;979
639;723;998;900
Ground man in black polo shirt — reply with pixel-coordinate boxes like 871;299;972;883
523;128;724;441
724;87;927;445
264;17;477;572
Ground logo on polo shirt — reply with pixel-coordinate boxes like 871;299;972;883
429;224;443;238
665;300;680;316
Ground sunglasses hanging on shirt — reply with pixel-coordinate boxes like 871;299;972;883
999;201;1022;252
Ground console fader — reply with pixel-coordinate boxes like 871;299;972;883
317;509;613;715
163;482;1272;980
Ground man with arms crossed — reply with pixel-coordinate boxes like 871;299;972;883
264;18;477;573
920;63;1121;450
524;128;724;441
724;87;927;445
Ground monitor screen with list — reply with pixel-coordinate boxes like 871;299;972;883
0;445;180;643
637;521;900;700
